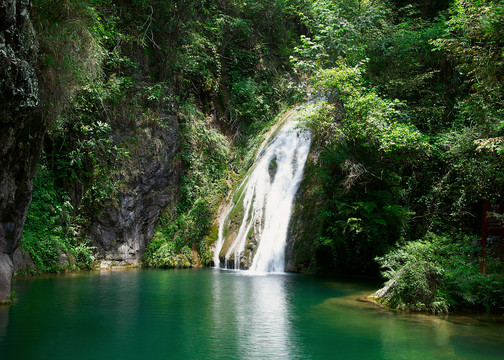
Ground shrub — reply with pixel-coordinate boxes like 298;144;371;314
143;237;194;268
376;232;504;313
21;165;93;272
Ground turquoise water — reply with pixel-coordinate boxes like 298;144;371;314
1;268;503;359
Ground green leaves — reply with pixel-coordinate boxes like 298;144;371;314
376;232;504;313
143;238;194;268
302;59;431;274
21;165;94;272
291;0;390;72
143;102;231;268
307;61;430;160
431;0;504;128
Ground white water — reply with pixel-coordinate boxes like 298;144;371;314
213;115;312;273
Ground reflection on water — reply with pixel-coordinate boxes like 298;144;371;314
1;269;503;360
0;305;8;347
308;286;504;360
210;271;298;359
236;273;293;359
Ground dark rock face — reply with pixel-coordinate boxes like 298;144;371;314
285;154;320;274
0;0;43;302
90;120;181;266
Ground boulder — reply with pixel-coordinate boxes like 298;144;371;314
57;252;76;269
12;247;35;273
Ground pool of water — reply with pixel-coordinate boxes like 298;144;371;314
1;268;503;359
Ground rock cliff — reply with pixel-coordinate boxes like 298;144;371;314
90;118;181;266
0;0;43;302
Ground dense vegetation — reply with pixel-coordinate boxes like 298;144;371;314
20;0;503;313
295;0;504;313
24;0;304;270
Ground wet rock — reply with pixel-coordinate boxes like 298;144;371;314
57;252;76;269
285;154;320;273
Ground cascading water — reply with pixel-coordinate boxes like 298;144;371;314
213;110;312;273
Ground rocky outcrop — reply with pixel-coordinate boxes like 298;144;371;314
285;153;321;274
12;246;35;273
0;0;43;302
90;118;181;266
372;280;395;300
0;254;14;302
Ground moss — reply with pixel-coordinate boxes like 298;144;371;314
207;223;219;245
228;193;246;225
219;226;239;260
232;174;250;203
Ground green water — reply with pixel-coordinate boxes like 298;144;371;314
1;269;503;359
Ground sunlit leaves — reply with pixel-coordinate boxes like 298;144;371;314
291;0;390;72
431;0;504;127
308;61;430;158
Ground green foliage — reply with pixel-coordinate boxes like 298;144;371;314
290;2;504;310
291;0;390;72
302;61;428;273
34;0;133;220
376;232;504;313
431;0;504;129
143;234;194;268
143;103;231;268
366;16;453;134
72;242;96;270
49;81;124;218
21;165;95;272
22;166;72;271
32;0;306;273
26;0;504;318
178;103;231;211
142;199;213;268
230;78;270;129
309;63;430;156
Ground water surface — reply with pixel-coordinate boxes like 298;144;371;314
1;269;503;359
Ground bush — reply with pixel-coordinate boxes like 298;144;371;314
21;165;94;272
376;232;504;313
301;61;428;273
143;235;194;268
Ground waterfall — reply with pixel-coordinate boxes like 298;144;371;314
213;111;312;273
